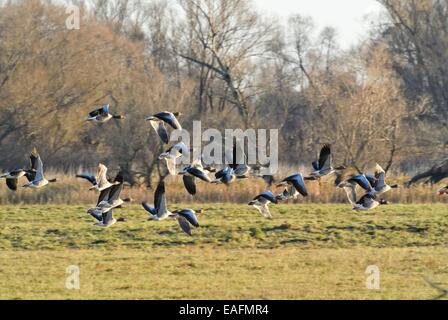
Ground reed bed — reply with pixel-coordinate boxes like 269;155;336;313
0;170;446;205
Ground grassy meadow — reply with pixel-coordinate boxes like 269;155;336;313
0;203;447;300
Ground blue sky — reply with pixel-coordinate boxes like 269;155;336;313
255;0;384;49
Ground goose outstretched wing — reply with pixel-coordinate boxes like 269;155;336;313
318;144;332;171
97;188;110;206
349;175;374;192
177;216;192;236
282;174;308;197
107;172;124;202
154;181;168;217
374;164;386;191
165;157;177;176
357;193;376;207
6;178;18;191
142;202;157;216
33;152;45;181
343;185;357;205
101;210;114;225
334;166;359;187
255;191;278;204
76;174;97;186
96;164;109;188
89;104;109;117
175;209;200;228
30;150;39;172
150;120;169;144
365;174;378;188
253;203;272;219
187;167;211;183
155;112;182;130
312;160;320;171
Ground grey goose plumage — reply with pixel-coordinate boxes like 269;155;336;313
23;148;57;189
276;173;308;199
87;171;130;227
159;142;189;176
179;159;212;196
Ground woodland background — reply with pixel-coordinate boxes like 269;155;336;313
0;0;447;192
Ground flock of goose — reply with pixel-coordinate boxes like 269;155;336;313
0;103;436;236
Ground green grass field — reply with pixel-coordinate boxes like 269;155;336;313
0;203;447;300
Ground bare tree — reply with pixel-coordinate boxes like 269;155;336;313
177;0;274;128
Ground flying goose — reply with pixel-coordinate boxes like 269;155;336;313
171;209;200;236
212;142;249;185
23;149;57;189
87;171;129;227
337;174;375;193
179;159;212;196
87;207;118;228
354;193;387;211
276;173;309;199
159;142;189;176
86;104;125;123
248;191;278;219
89;164;119;192
142;180;200;235
146;111;182;144
370;164;399;195
212;167;237;185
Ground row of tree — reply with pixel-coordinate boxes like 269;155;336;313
0;0;446;186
